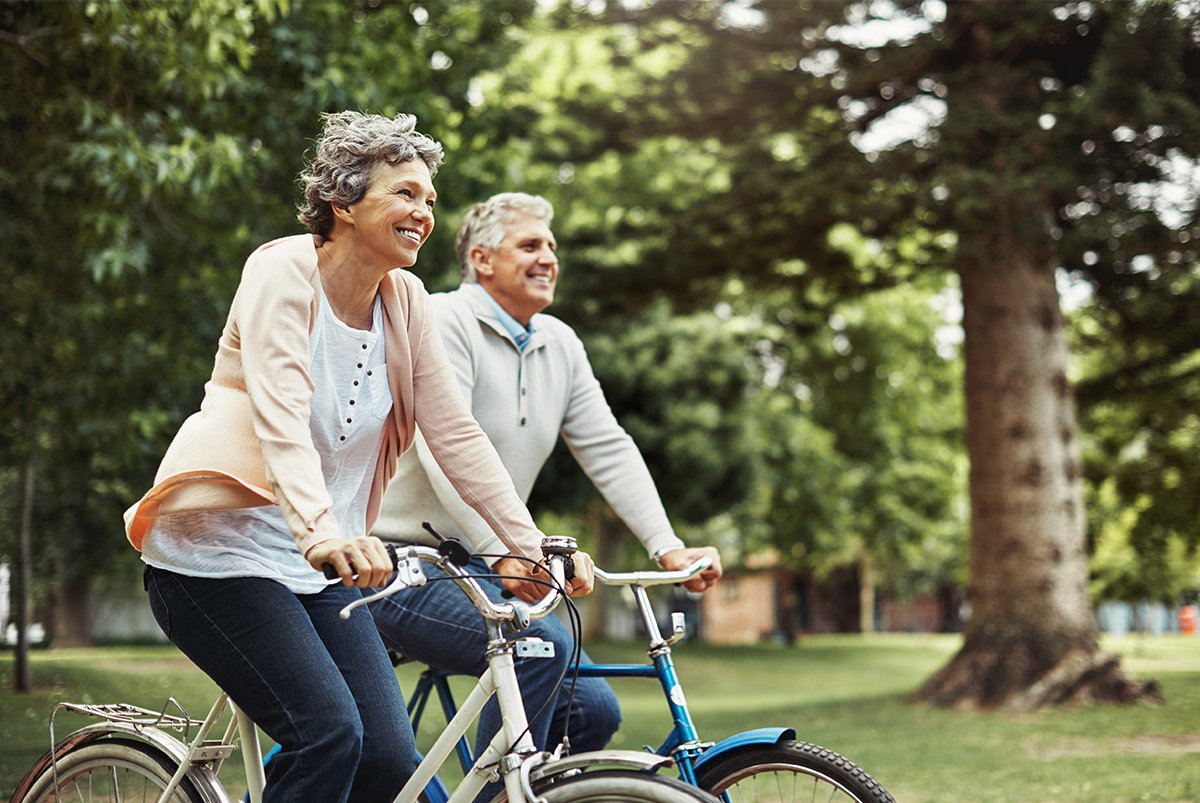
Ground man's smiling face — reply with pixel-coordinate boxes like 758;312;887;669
472;215;558;326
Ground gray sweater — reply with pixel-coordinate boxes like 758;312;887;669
373;285;684;562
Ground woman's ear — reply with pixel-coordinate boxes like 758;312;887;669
332;201;354;226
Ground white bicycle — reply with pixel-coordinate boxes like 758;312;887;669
10;536;716;803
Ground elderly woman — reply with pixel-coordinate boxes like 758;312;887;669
124;111;593;803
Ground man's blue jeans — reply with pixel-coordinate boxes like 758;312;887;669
368;558;621;787
145;565;419;803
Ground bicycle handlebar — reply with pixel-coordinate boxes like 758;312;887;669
337;538;577;624
593;556;713;588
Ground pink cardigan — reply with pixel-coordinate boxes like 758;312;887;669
123;235;544;561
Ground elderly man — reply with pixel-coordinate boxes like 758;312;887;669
369;192;722;770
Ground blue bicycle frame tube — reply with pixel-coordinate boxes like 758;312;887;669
407;670;474;776
576;651;703;785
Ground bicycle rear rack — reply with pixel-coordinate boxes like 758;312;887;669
53;698;207;740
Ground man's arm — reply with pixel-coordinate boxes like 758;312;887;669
555;325;723;592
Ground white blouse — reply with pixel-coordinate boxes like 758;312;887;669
142;284;391;594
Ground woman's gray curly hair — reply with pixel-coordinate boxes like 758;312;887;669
297;111;445;237
455;192;555;283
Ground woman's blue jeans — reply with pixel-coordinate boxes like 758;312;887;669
145;565;419;803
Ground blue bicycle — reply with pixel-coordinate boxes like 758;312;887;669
404;559;896;803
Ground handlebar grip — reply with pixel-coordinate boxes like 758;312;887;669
322;544;399;580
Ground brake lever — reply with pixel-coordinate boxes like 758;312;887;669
338;547;428;619
421;521;473;567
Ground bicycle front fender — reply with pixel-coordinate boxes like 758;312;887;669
690;727;797;773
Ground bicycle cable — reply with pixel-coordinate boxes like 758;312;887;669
472;552;584;764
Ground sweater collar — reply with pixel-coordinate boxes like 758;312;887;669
461;283;543;352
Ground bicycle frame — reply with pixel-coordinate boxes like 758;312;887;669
19;541;673;803
406;561;795;799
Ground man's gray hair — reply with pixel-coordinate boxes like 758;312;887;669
297;111;445;237
455;192;555;283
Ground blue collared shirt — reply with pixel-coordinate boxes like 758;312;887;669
471;283;536;352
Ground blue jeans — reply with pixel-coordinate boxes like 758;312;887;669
368;558;621;793
145;565;419;803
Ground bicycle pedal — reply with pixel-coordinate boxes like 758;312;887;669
515;639;555;658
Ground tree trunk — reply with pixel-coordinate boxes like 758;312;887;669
51;577;92;648
858;552;875;634
13;453;34;692
581;501;630;643
915;221;1160;709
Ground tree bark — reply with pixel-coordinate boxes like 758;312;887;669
51;577;92;647
858;551;875;634
915;217;1160;709
13;452;34;692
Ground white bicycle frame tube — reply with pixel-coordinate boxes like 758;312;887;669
152;693;232;803
393;649;538;803
147;546;577;803
238;704;265;803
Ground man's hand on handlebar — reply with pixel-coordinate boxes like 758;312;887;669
307;535;394;588
496;551;596;604
657;547;723;593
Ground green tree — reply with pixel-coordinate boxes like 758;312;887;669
505;0;1198;705
776;275;968;630
0;0;540;683
488;8;967;623
2;0;283;688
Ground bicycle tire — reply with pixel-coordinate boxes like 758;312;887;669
494;769;717;803
694;741;895;803
17;737;206;803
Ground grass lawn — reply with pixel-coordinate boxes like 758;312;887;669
3;633;1199;803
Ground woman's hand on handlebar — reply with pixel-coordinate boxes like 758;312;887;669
496;550;595;603
307;536;394;588
657;546;723;592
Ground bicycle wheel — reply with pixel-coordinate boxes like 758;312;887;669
694;741;895;803
18;737;205;803
532;769;718;803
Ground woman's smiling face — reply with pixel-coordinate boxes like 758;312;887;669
343;158;437;269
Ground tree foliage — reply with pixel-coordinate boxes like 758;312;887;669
497;0;1197;705
495;5;968;593
0;0;540;641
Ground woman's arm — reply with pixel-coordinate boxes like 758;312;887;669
404;284;545;562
